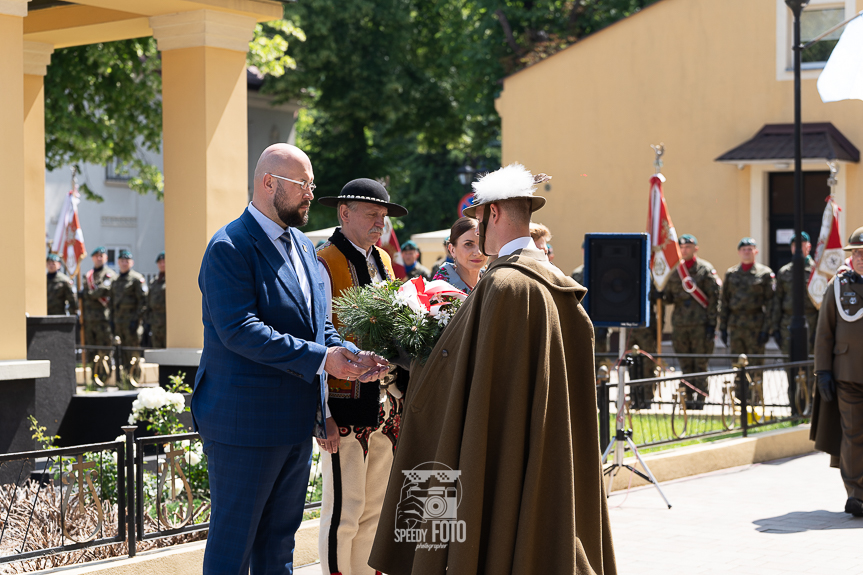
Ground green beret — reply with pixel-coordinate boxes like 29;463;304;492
737;237;757;249
401;240;419;251
791;231;810;243
91;246;107;256
47;253;61;262
156;251;165;262
679;234;697;245
118;249;133;259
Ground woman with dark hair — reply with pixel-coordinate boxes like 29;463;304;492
433;216;487;293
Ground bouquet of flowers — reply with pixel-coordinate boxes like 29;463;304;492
333;277;468;365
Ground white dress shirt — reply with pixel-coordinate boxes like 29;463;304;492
498;236;535;258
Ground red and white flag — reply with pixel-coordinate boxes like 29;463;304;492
646;174;681;290
51;187;86;275
808;196;844;309
376;216;407;279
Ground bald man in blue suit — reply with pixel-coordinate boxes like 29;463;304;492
193;144;388;575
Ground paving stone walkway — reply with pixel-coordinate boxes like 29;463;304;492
297;452;863;575
608;451;863;575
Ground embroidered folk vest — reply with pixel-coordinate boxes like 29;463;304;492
317;237;395;427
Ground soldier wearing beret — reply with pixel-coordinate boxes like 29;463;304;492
812;225;863;517
663;234;721;409
719;237;775;366
80;247;116;383
111;249;147;385
400;240;431;280
46;253;77;316
147;252;167;348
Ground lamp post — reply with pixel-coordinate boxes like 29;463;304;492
786;0;810;363
456;163;476;193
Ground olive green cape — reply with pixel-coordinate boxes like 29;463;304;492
369;248;616;575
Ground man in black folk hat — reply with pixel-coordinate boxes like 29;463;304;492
812;225;863;518
315;179;409;575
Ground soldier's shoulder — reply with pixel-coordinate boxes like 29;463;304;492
755;263;775;277
725;264;740;275
695;258;717;273
56;272;72;283
104;267;117;277
777;261;794;278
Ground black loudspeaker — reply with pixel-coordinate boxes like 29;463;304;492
582;233;650;328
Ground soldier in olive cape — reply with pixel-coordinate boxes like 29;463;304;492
369;164;616;575
719;237;775;366
811;225;863;517
771;231;819;355
46;253;78;316
663;234;721;408
147;252;167;348
80;247;116;382
111;250;147;382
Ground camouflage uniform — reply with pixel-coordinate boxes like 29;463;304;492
111;270;147;378
572;265;611;356
770;257;819;356
147;272;167;348
664;258;722;402
47;271;78;316
720;263;776;366
80;265;116;368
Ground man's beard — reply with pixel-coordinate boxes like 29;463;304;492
275;181;310;228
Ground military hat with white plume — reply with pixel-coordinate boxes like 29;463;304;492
462;163;551;218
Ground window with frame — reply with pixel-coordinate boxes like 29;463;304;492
105;157;133;183
800;6;845;64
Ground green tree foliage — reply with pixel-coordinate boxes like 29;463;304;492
45;22;303;202
45;38;163;201
275;0;659;238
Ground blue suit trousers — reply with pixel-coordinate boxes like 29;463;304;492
202;438;313;575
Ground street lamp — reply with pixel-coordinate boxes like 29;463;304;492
786;0;809;363
456;163;476;191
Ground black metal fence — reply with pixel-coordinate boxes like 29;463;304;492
0;440;126;564
0;427;324;566
597;351;814;453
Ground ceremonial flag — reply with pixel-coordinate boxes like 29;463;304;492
51;186;86;275
817;14;863;103
808;196;844;309
376;216;407;279
646;173;681;290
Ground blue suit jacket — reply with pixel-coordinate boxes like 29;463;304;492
192;208;358;446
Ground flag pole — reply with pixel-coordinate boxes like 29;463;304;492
651;145;665;365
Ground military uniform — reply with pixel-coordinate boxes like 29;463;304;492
770;257;819;355
80;262;116;384
147;272;166;348
80;265;116;342
47;271;78;316
719;262;775;365
111;269;147;379
664;257;721;402
572;265;611;355
812;268;863;513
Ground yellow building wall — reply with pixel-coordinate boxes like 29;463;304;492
496;0;863;277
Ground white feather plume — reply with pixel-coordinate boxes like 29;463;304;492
471;163;537;204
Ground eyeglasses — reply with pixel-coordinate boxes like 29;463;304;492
266;172;316;193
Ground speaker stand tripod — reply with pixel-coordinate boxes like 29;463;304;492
601;327;671;509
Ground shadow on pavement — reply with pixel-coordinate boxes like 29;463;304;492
753;510;863;533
